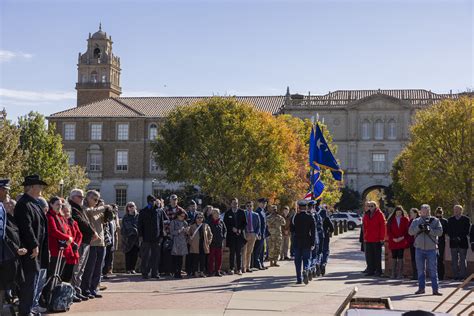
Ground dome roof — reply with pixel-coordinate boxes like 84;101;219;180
91;23;107;39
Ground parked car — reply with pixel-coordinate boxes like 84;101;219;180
330;212;362;230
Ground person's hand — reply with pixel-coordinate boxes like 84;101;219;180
30;247;39;259
232;227;238;233
311;246;315;250
17;248;27;256
67;236;74;245
399;236;404;241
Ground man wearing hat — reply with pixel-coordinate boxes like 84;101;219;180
318;204;334;276
291;200;316;285
253;198;268;270
307;201;321;278
14;175;49;316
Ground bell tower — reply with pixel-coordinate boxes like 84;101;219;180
76;24;122;106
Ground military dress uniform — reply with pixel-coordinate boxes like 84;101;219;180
267;212;286;266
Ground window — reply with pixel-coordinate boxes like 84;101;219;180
388;120;396;140
64;123;75;140
149;123;158;140
90;123;102;140
150;153;159;173
115;188;127;207
89;153;102;171
101;75;107;83
361;120;371;140
374;120;384;140
65;150;75;166
81;74;87;83
117;123;129;140
116;150;128;171
91;71;98;83
372;153;386;173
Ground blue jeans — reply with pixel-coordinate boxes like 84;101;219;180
415;248;438;292
81;246;106;295
32;268;47;309
294;247;311;282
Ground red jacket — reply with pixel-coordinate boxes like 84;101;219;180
406;218;416;246
363;208;386;243
65;219;82;264
387;216;409;250
47;209;73;257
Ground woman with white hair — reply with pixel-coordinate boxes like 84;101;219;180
121;202;140;274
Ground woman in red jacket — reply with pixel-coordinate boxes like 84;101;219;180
45;196;73;295
362;201;386;277
387;205;409;279
61;202;82;284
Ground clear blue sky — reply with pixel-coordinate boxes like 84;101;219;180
0;0;472;120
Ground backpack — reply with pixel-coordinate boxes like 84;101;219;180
47;249;74;312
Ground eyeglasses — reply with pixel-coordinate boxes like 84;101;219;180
197;217;204;220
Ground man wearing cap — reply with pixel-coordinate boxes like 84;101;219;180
138;195;165;279
14;175;49;316
307;201;321;278
253;198;268;270
318;204;334;276
291;200;316;285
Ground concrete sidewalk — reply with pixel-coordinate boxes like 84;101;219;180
65;230;470;316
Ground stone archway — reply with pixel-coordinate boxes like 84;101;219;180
362;185;389;210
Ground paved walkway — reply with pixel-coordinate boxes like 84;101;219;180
66;230;470;315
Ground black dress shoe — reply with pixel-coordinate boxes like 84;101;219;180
415;289;425;295
77;293;89;301
73;296;82;303
151;275;161;280
321;265;326;276
433;291;442;296
296;280;302;284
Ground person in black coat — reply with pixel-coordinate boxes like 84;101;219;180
290;200;316;285
69;189;97;301
446;205;471;280
435;207;448;280
138;195;165;279
223;198;247;275
470;224;474;253
121;202;140;274
14;175;49;316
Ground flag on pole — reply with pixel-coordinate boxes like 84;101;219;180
310;123;343;181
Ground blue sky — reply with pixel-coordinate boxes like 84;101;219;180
0;0;472;120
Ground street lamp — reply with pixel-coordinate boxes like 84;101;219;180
151;178;156;195
59;179;64;197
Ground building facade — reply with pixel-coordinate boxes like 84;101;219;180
48;27;459;207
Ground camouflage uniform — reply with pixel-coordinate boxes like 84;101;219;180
267;212;286;265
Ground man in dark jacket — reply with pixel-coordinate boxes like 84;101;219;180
435;207;448;280
138;195;164;279
223;198;247;275
14;175;49;316
252;198;268;270
69;188;97;301
319;205;334;276
446;205;471;280
291;200;316;285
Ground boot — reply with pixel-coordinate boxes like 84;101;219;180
390;259;397;279
397;259;404;279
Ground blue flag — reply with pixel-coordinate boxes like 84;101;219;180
310;171;325;200
310;123;343;181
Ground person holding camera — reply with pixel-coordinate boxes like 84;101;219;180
446;205;471;281
81;190;113;299
408;204;443;296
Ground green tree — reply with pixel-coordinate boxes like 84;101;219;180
0;110;25;193
335;187;362;211
392;97;473;219
17;112;89;197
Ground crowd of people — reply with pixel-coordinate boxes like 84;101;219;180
361;200;474;296
0;175;337;316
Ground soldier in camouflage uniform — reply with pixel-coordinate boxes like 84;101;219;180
267;205;286;267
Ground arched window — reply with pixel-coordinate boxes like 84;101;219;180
149;123;158;140
91;71;98;83
374;120;384;140
361;120;371;140
93;48;101;59
388;119;396;140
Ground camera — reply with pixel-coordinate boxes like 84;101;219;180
58;240;68;249
418;220;431;233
